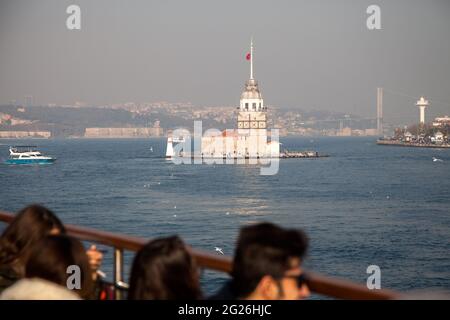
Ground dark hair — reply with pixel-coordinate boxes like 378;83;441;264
0;204;66;276
25;235;94;299
231;222;308;298
128;236;202;300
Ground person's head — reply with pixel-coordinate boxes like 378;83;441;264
128;236;202;300
231;222;310;300
0;204;66;276
25;235;94;299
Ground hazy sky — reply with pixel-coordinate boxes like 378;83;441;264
0;0;449;123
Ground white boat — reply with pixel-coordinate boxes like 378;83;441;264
5;146;56;164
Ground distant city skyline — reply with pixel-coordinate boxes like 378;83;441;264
1;0;449;124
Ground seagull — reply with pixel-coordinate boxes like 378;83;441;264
432;157;443;162
150;147;153;152
215;247;224;255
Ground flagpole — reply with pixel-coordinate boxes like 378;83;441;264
250;38;254;80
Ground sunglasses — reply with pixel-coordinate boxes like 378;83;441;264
283;273;309;288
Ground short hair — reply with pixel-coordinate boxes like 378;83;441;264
25;235;94;299
128;236;202;300
231;222;308;298
0;204;66;276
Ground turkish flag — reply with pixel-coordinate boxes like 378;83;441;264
246;52;251;60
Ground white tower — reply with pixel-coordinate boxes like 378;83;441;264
236;39;270;158
237;39;267;130
416;96;429;125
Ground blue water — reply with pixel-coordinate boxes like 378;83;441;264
1;137;449;296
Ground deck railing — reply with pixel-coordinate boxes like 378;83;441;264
0;211;400;300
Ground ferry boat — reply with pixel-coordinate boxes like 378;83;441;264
5;146;56;164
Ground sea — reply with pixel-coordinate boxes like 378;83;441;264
0;137;449;297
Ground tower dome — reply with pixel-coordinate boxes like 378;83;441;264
240;79;263;100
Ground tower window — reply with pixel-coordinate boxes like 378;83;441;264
245;103;248;110
253;103;256;110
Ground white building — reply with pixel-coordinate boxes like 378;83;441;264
432;116;450;128
404;131;413;142
433;131;444;143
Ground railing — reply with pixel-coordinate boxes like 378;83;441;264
0;211;400;300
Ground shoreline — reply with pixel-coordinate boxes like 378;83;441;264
377;140;450;149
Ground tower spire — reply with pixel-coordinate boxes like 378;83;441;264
250;37;254;80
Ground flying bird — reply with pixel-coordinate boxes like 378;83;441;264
215;247;224;255
432;157;443;162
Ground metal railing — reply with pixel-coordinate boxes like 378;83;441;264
0;211;399;300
